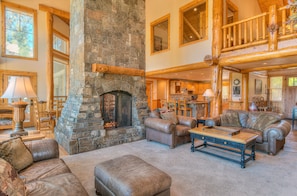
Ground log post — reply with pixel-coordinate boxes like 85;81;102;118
268;5;278;51
212;0;223;116
242;73;249;110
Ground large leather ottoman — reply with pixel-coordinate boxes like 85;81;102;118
94;154;172;196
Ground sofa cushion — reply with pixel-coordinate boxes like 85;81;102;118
220;111;241;127
0;137;33;172
19;158;71;183
247;112;280;131
25;173;88;196
0;158;26;196
237;110;249;127
160;111;179;124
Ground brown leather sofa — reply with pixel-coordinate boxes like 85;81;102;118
205;110;291;155
144;110;196;148
0;138;88;196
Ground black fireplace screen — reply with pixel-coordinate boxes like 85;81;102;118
100;91;132;128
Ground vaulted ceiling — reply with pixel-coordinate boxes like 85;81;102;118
257;0;288;12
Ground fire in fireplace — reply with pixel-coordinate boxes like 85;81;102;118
100;91;132;129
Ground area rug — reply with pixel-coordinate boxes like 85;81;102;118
63;136;297;196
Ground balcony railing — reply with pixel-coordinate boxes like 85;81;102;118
222;5;296;52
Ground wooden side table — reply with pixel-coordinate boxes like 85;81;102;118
0;132;45;142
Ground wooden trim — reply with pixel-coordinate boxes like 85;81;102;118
146;62;209;77
179;0;208;46
92;64;145;77
46;12;54;111
1;1;38;60
39;4;70;20
220;47;297;67
150;14;170;55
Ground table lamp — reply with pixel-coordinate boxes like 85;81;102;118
1;76;37;136
203;89;214;117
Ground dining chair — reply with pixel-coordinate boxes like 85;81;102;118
32;98;54;133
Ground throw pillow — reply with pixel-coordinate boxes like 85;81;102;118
220;111;241;127
0;158;26;195
160;111;179;124
0;137;33;172
149;109;161;118
251;113;281;131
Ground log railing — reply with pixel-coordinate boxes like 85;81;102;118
222;5;296;52
278;5;296;40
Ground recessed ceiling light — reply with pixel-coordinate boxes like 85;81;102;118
193;8;197;12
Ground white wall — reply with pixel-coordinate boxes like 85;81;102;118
145;0;213;72
0;0;70;100
230;0;261;20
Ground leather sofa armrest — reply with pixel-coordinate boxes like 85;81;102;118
144;117;175;134
205;116;221;127
177;115;196;128
263;120;291;141
25;139;59;162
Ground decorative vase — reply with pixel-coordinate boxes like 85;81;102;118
249;102;258;111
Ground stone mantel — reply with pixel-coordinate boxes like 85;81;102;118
92;63;145;77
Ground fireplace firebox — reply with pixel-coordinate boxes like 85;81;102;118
100;91;132;129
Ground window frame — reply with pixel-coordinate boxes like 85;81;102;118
150;14;170;55
270;76;283;101
53;30;69;56
1;1;38;60
179;0;208;47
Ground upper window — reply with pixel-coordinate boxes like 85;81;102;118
180;0;207;45
150;14;170;54
270;77;282;101
288;77;297;87
1;2;37;59
53;31;69;55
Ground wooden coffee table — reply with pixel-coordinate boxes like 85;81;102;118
189;126;258;168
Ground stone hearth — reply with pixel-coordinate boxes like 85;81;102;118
55;0;148;155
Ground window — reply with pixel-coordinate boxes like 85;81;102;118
53;59;68;96
53;31;69;55
180;0;207;45
270;77;282;101
288;77;297;86
151;14;170;54
1;2;37;59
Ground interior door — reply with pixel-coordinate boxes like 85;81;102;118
284;76;297;118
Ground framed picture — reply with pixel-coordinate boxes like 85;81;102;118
233;86;241;97
154;36;162;52
255;79;262;94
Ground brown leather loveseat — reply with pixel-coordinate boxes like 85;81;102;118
144;109;196;148
205;110;291;155
0;137;88;196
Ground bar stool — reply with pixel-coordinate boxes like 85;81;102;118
178;100;192;117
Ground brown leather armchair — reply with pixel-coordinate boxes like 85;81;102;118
144;110;196;148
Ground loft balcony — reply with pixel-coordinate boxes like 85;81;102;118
219;4;297;71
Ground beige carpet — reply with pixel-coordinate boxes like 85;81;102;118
63;131;297;196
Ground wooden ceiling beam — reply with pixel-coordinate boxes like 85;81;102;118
145;62;209;77
241;63;297;73
39;4;70;20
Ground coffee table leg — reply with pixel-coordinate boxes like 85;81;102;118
191;136;195;152
251;144;256;160
240;148;245;168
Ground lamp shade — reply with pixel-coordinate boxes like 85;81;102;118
202;89;214;97
1;76;37;99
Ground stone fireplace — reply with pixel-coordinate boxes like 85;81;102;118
55;0;148;155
